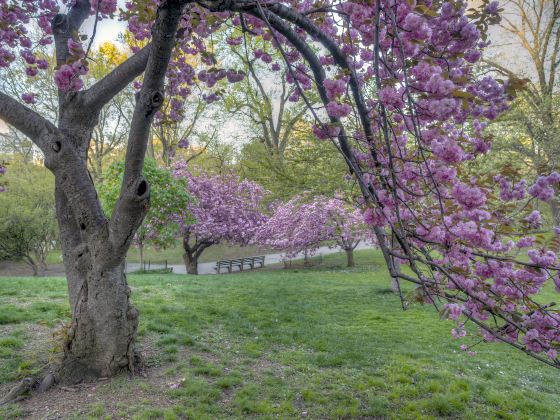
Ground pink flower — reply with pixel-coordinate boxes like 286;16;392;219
21;93;36;104
326;101;351;118
324;79;347;100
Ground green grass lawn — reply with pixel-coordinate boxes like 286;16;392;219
1;250;559;419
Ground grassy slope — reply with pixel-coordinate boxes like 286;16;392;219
0;250;559;419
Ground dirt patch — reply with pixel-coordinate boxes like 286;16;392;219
15;365;183;419
2;333;187;419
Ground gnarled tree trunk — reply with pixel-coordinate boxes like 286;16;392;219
58;262;139;383
55;175;146;384
182;235;212;275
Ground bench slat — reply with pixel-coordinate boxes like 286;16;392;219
215;255;266;274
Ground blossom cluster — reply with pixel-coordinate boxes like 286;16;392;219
172;162;268;248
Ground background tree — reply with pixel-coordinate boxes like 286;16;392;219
239;120;352;202
223;40;310;160
323;198;374;268
174;162;267;274
255;196;372;267
0;160;57;276
485;0;560;224
99;158;191;270
86;44;136;183
255;196;331;264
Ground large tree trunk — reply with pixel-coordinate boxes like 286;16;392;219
345;248;355;267
58;262;138;384
183;251;199;275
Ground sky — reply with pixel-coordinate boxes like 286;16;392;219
75;0;128;49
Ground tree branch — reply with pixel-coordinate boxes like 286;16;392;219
82;44;152;112
110;0;188;254
52;0;91;67
0;91;59;152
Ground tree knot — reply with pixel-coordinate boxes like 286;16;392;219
150;91;164;108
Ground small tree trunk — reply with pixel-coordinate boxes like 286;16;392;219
391;278;400;293
345;248;355;267
138;241;145;271
147;137;155;159
549;200;560;227
183;252;199;275
304;249;309;265
36;251;48;276
26;256;39;277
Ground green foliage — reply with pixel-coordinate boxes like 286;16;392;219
239;127;351;202
99;158;191;249
0;161;57;273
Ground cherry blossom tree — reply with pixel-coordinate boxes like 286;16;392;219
323;198;375;267
256;196;373;267
255;196;330;263
2;0;560;390
173;161;268;274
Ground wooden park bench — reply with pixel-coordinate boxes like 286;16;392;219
215;255;265;274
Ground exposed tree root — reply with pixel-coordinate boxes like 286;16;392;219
0;353;145;407
0;377;35;406
0;370;57;406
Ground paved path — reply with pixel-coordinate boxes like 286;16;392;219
125;243;374;275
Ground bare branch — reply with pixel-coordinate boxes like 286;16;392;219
0;91;58;151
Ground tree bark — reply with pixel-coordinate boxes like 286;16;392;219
390;278;400;293
25;255;39;277
345;248;355;268
54;181;141;384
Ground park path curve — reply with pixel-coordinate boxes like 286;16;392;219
125;243;374;275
